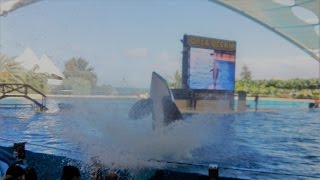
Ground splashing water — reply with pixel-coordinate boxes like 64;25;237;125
58;99;215;170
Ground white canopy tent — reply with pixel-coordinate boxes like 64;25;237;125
38;54;64;79
14;48;40;70
14;48;64;85
210;0;320;62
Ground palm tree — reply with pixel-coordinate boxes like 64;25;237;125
23;64;49;93
240;64;252;81
0;54;24;83
169;70;182;89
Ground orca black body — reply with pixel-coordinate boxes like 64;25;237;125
58;103;74;111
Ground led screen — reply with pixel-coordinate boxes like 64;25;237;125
189;48;236;90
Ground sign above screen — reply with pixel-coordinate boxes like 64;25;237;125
185;35;236;51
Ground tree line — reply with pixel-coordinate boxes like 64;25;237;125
236;64;319;99
0;54;147;96
0;55;49;93
0;55;103;95
169;65;320;99
1;54;319;99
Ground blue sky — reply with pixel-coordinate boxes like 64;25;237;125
0;0;319;88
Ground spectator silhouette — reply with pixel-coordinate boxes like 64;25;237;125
25;167;38;180
105;171;119;180
3;165;25;180
61;165;80;180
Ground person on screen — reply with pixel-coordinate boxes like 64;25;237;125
210;59;220;90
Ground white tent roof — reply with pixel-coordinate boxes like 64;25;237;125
14;48;40;70
38;54;64;78
15;48;64;84
210;0;320;62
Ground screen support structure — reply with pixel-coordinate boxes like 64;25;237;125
181;35;190;89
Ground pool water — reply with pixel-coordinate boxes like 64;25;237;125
0;98;319;179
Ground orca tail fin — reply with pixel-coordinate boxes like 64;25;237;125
128;98;152;120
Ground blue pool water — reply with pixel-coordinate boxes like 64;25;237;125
0;98;319;179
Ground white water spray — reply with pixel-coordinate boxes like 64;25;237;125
58;101;216;170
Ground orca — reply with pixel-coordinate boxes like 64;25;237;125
128;72;183;129
58;103;74;112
